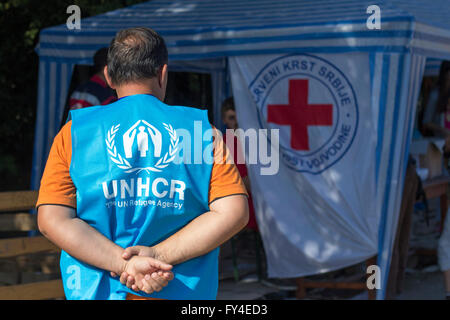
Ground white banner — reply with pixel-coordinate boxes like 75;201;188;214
229;53;378;277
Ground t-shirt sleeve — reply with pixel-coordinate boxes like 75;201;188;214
208;127;248;204
36;121;76;209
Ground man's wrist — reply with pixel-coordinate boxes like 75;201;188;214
119;258;128;275
151;245;170;265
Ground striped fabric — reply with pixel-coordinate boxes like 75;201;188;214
370;52;426;299
31;60;73;188
36;0;450;61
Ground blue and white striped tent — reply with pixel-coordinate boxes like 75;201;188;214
33;0;450;299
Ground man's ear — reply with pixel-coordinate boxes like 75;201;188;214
159;64;168;89
103;66;115;89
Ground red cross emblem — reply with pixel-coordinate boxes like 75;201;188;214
267;79;333;151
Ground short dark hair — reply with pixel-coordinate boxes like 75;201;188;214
107;27;168;86
221;97;235;117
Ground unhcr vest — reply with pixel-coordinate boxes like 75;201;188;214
62;94;216;300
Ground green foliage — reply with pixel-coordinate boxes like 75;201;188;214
0;0;148;191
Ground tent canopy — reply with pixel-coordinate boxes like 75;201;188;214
38;0;450;62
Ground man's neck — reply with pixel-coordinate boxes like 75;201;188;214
115;80;163;101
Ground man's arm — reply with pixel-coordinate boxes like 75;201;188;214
38;205;128;275
154;194;249;265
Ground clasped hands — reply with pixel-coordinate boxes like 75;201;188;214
111;246;174;295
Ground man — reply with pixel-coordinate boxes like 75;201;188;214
37;27;249;300
68;47;117;110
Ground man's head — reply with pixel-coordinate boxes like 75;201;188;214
221;97;238;130
105;27;169;100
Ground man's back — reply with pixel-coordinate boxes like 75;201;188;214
39;94;247;299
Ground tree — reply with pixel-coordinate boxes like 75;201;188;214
0;0;148;191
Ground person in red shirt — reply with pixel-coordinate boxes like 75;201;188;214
68;47;117;110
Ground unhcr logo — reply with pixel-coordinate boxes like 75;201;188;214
106;120;280;176
106;120;179;174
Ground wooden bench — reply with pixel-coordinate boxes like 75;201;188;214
0;191;64;300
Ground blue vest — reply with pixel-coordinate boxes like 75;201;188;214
62;94;216;300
